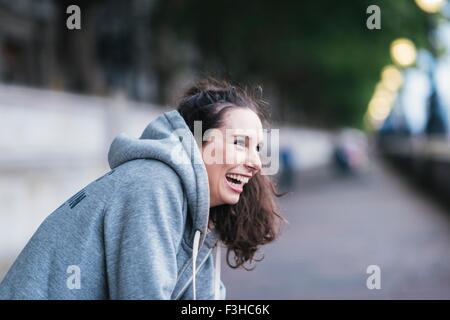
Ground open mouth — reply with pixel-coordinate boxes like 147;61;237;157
225;173;249;193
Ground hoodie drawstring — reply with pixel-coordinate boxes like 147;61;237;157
192;230;201;300
192;230;222;300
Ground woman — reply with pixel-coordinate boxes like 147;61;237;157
0;79;284;300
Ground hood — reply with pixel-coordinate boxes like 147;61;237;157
107;110;211;246
108;109;222;300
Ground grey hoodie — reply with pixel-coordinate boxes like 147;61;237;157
0;110;225;300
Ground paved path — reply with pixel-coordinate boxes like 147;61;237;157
221;159;450;299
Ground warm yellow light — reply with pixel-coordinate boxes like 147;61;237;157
374;82;396;103
368;96;392;122
415;0;446;13
381;65;403;91
365;64;404;128
373;88;394;107
390;38;417;67
366;81;398;126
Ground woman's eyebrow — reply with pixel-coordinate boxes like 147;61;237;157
232;134;264;146
232;134;253;140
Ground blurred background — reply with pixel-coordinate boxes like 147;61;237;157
1;0;450;299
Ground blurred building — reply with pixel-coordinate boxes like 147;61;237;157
0;83;163;278
0;0;56;86
0;0;197;104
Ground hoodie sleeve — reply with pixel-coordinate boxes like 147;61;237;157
103;161;186;299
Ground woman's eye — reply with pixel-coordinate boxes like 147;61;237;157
234;137;245;146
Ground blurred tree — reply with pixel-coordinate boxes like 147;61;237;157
0;0;430;127
152;0;429;127
54;0;107;94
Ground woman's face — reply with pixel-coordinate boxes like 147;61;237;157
202;107;263;208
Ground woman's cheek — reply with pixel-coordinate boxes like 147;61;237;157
225;146;246;165
233;149;248;165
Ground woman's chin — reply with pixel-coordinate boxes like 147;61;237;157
220;178;241;205
224;193;240;205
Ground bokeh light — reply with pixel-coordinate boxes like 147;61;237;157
390;38;417;67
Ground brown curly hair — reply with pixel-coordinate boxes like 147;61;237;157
177;78;286;270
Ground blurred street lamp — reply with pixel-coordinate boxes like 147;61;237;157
366;1;448;130
381;65;403;91
415;0;446;14
366;77;399;128
390;38;417;67
365;65;404;129
368;95;394;122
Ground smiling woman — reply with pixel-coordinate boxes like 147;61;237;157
201;108;264;205
0;78;285;300
177;78;286;270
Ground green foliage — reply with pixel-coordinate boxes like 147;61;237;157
154;0;429;127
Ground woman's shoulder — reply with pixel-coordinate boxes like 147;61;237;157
103;159;188;228
111;159;184;195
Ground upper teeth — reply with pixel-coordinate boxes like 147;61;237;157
226;174;249;184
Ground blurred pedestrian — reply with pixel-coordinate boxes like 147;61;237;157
279;146;295;191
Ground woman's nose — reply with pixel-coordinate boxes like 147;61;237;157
245;149;262;174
